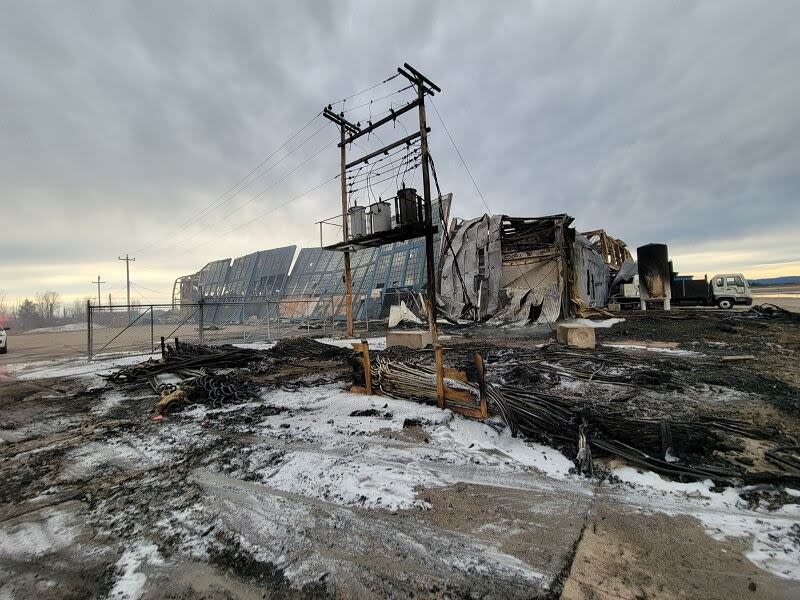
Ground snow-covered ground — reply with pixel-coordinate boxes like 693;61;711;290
5;336;386;381
25;323;89;334
2;332;799;590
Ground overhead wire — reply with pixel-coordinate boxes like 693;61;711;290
342;85;415;114
167;134;337;252
427;100;554;330
133;110;325;255
172;173;340;259
427;152;475;320
130;282;171;296
430;98;492;216
196;128;336;228
330;73;399;107
153;121;334;253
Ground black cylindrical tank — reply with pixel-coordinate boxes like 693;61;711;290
397;187;420;225
637;243;670;299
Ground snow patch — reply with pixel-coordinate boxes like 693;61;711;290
601;343;701;357
569;318;625;328
315;336;386;351
0;506;81;558
107;540;163;599
12;353;161;381
243;385;575;511
612;467;800;580
26;323;88;333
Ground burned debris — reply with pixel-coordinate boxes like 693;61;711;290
344;337;800;486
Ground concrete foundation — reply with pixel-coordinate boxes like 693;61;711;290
640;298;671;310
556;323;596;349
386;329;433;350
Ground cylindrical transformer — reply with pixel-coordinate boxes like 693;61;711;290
369;201;392;233
636;243;671;300
348;205;367;239
397;187;420;225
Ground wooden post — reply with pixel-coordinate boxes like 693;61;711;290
474;352;488;418
361;340;372;395
434;344;445;409
340;124;354;338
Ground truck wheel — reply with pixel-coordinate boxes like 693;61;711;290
717;298;733;310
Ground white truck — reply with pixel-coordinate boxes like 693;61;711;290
615;272;753;309
707;273;753;309
668;272;753;308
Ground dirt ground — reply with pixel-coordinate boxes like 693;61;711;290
1;307;800;598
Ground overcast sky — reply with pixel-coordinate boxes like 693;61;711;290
1;1;798;304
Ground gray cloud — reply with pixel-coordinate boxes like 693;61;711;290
1;1;798;300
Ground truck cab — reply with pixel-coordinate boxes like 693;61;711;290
710;273;752;309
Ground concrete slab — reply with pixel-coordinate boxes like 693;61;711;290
386;329;432;349
556;323;596;349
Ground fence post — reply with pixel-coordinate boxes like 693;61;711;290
149;305;154;354
86;300;93;361
266;302;271;342
198;299;205;345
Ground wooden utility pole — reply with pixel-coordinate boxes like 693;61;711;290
340;124;354;337
322;64;442;344
91;275;107;306
323;108;359;338
118;254;135;315
414;70;438;343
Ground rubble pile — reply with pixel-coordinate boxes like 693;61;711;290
103;337;354;415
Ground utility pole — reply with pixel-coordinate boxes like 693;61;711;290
322;109;360;338
91;275;107;306
410;66;440;343
339;123;354;338
322;64;441;344
118;254;135;320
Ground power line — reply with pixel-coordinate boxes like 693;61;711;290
131;282;171;296
172;173;340;259
159;130;336;253
430;98;492;216
342;85;415;114
331;73;400;106
133;111;325;255
150;119;332;255
205;130;336;228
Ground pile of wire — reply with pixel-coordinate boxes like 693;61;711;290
353;345;800;486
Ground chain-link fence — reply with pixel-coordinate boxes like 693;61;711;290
87;299;346;360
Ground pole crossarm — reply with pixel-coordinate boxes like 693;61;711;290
401;63;441;93
322;108;360;135
338;99;422;147
345;129;427;170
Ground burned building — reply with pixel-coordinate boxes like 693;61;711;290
439;214;617;323
171;196;451;324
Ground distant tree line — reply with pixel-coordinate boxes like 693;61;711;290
0;290;91;331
